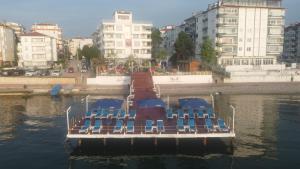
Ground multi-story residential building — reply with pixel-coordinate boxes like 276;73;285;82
163;24;185;57
18;32;57;68
68;37;93;57
0;24;16;66
195;0;285;67
4;22;25;39
97;11;152;61
31;23;63;51
283;23;300;63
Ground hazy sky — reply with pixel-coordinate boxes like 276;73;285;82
0;0;299;38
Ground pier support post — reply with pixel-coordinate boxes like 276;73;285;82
131;138;134;146
203;138;207;146
78;139;82;146
103;138;107;147
154;138;157;146
176;138;179;146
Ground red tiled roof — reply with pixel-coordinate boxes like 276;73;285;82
20;32;47;37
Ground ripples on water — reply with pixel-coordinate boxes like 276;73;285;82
0;95;300;169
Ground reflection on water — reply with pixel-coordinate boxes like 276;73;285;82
0;95;300;169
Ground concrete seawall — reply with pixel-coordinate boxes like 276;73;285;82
0;77;76;85
1;83;300;96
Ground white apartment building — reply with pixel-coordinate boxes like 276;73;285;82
4;22;25;39
195;0;285;67
68;37;93;57
31;23;63;50
97;11;152;61
18;32;57;68
0;24;16;66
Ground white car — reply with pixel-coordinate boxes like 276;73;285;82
25;70;38;76
51;70;61;76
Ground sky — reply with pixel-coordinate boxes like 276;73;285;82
0;0;299;38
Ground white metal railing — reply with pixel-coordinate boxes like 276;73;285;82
230;105;235;134
66;106;71;133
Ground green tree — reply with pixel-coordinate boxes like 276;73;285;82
200;37;217;64
151;28;163;60
170;31;194;64
80;45;100;61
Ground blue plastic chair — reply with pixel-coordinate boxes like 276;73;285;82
145;120;153;133
217;119;229;132
113;120;123;133
207;107;215;118
178;109;184;119
197;109;204;118
205;118;214;132
189;119;196;132
177;118;185;132
166;108;173;119
157;120;165;132
92;119;102;133
126;120;134;133
101;109;109;119
119;110;126;119
188;108;194;118
129;109;136;119
79;119;90;133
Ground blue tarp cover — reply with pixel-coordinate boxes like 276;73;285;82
138;99;166;108
90;99;123;110
178;98;210;109
50;84;62;96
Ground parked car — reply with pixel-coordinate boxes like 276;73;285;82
68;67;74;73
51;70;61;76
39;69;50;76
25;70;39;76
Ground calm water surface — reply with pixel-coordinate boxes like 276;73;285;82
0;95;299;169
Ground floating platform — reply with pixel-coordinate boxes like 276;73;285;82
66;72;235;141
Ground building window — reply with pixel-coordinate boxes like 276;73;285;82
246;47;251;52
134;41;140;47
116;25;122;31
134;26;140;31
115;34;122;39
133;34;139;39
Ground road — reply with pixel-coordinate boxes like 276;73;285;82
62;59;94;85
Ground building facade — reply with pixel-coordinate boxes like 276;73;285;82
0;24;16;66
4;22;25;39
97;11;152;61
18;32;57;68
31;23;63;51
162;24;185;58
283;23;300;63
195;0;285;67
68;37;93;57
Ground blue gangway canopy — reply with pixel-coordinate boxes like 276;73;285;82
90;99;124;110
179;98;210;109
138;99;166;108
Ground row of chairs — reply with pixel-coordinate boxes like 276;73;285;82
166;107;216;119
205;118;229;132
78;119;135;134
85;109;137;119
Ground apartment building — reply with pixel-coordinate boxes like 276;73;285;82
195;0;285;67
18;32;57;68
283;23;300;62
68;37;93;57
162;24;185;57
97;11;152;61
31;23;63;50
4;22;25;39
0;24;16;66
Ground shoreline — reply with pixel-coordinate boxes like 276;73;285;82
0;82;300;96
